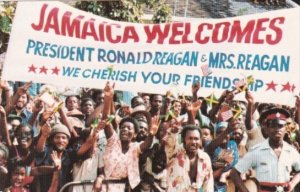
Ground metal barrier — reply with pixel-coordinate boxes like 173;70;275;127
59;180;94;192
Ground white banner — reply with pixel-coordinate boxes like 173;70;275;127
2;1;300;105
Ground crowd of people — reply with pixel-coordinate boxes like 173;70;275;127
0;80;299;192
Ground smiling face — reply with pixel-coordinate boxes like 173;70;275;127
53;133;69;152
119;121;136;142
183;130;201;155
11;166;26;187
15;93;28;110
15;125;33;149
172;100;182;117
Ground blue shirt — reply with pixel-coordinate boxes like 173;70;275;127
35;145;78;192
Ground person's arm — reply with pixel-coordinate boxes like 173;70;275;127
102;82;115;139
0;80;12;111
47;151;61;192
58;107;78;138
36;122;51;152
288;171;300;192
192;81;200;102
28;100;44;128
30;166;55;176
85;104;104;127
0;106;11;147
186;100;202;125
206;121;235;156
77;119;106;156
164;119;182;163
208;90;228;123
245;90;255;131
140;115;160;153
229;168;249;192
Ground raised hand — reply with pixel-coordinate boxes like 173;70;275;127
0;80;10;91
41;121;52;137
169;118;184;134
192;81;200;95
187;100;202;113
150;115;161;136
51;151;62;170
16;81;32;96
0;105;6;117
103;81;115;99
245;90;254;104
33;100;44;113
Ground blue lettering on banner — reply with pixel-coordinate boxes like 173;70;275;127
26;39;94;61
208;52;289;72
141;72;180;85
184;74;264;91
63;67;137;82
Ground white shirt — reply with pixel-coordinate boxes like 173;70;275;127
235;139;300;183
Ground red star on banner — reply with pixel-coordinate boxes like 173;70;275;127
28;64;36;73
291;84;296;93
51;67;60;75
39;66;48;74
281;82;291;92
266;81;277;91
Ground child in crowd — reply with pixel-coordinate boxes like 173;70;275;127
4;165;29;192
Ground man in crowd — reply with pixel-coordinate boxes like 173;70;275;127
230;107;300;192
165;124;214;192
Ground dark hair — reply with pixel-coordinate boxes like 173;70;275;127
150;94;163;102
131;96;144;108
119;117;139;133
65;95;80;106
15;124;34;137
201;125;213;135
92;89;103;101
81;97;95;108
181;124;201;142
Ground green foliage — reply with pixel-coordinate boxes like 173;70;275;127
151;1;172;23
75;0;172;23
0;2;16;54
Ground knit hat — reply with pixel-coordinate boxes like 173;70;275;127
50;124;71;138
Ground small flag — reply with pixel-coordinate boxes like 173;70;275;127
234;78;247;93
204;93;219;107
231;105;242;119
201;64;212;76
107;65;114;76
220;105;233;121
246;75;255;85
106;115;115;125
165;110;175;121
91;117;99;130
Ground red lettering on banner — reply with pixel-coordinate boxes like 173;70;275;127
253;18;269;44
123;26;139;43
31;3;285;45
267;17;284;45
61;12;84;38
144;24;170;44
212;22;230;43
228;20;255;43
82;18;98;41
195;23;213;44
